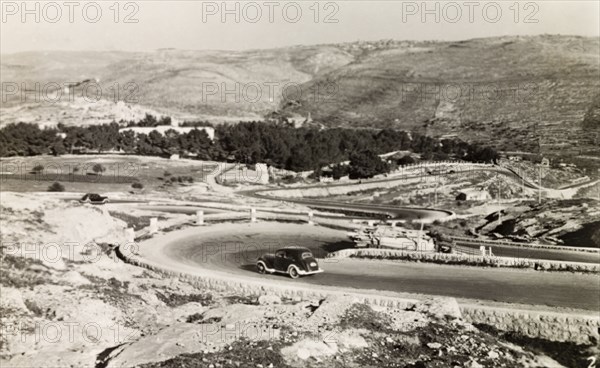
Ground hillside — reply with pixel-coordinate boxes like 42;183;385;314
0;46;353;124
1;35;599;155
282;35;600;154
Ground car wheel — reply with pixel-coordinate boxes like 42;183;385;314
288;266;299;279
257;262;266;274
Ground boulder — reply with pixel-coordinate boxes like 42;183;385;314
257;294;281;305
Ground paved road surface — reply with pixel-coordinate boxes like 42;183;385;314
159;225;600;311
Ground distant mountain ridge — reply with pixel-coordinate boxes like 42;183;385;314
1;35;599;154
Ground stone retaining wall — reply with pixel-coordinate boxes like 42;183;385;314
260;176;431;199
116;236;599;345
328;248;600;273
461;305;599;345
451;236;599;253
259;164;499;199
115;245;418;311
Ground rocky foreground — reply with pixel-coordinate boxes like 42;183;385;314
0;193;595;367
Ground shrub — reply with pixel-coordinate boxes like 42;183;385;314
396;155;416;166
348;150;390;179
92;164;105;174
47;182;65;192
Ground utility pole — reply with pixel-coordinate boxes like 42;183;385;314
520;167;524;199
417;216;424;251
434;171;439;206
536;120;545;204
496;173;501;204
538;165;542;204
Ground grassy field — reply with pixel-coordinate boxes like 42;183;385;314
0;155;217;193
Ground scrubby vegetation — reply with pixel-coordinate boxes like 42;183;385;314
47;182;65;192
0;119;499;179
155;291;214;307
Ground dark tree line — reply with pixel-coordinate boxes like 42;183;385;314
0;120;500;176
126;114;172;127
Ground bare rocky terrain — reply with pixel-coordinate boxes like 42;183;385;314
2;34;599;365
1;192;593;367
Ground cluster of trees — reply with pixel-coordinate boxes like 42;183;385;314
126;114;172;127
47;182;65;192
213;123;498;171
0;123;65;156
0;119;500;177
125;114;214;128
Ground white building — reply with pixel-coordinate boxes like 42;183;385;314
456;189;491;201
119;126;215;140
219;163;269;185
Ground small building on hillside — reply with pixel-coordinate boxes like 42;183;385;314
119;126;215;140
219;163;269;185
508;155;522;162
456;189;491;201
254;163;270;185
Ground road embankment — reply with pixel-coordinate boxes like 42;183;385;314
116;221;599;345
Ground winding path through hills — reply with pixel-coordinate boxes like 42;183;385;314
134;222;600;311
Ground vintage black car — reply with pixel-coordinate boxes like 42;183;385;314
256;246;323;279
79;193;109;204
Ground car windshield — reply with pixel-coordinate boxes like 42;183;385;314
301;252;313;259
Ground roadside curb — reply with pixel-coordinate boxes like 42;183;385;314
328;248;600;273
116;221;599;345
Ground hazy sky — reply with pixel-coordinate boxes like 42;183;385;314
1;1;599;53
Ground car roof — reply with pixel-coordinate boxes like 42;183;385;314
279;246;310;251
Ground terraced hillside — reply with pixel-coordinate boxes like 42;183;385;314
282;35;600;154
1;35;599;155
0;46;354;124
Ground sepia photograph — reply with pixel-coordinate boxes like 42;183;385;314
1;1;599;367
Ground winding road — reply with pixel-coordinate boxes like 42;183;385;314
119;164;600;312
140;223;600;311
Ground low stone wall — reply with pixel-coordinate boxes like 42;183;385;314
461;305;599;345
115;245;419;310
117;220;599;345
260;176;427;199
117;243;599;345
328;248;600;273
451;236;600;254
259;163;499;199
